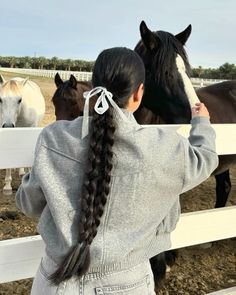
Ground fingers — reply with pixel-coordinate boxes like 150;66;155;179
192;102;201;113
192;102;204;111
191;102;210;119
193;103;202;113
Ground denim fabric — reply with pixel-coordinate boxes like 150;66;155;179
31;255;156;295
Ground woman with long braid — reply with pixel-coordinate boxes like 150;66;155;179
16;47;218;295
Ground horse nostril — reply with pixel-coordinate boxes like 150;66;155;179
2;123;15;128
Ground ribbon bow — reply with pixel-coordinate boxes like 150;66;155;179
81;86;128;139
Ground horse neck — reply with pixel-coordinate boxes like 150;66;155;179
77;81;91;91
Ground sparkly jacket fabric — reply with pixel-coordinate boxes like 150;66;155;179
16;110;218;273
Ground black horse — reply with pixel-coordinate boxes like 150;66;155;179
133;20;236;289
134;20;236;208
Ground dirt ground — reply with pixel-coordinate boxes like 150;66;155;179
0;71;235;295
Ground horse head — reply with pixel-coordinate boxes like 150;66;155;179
52;73;92;121
134;21;193;123
0;76;25;127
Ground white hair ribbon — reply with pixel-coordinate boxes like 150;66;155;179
81;86;129;139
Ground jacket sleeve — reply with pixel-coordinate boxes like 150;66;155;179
181;116;219;194
15;132;46;218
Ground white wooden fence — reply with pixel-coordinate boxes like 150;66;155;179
0;125;236;294
0;67;92;82
0;67;227;87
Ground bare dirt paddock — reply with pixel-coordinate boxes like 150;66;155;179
0;71;235;295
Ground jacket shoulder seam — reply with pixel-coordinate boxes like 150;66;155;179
41;144;83;163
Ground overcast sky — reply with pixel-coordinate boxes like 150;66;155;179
1;0;235;68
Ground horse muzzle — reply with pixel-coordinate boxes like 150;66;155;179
2;123;15;128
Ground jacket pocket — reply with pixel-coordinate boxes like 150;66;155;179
95;274;151;295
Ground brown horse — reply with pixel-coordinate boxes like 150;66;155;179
134;21;236;209
197;83;236;207
52;73;92;120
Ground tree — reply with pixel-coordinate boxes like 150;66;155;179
64;59;74;71
50;56;59;70
18;56;32;68
7;56;17;68
195;66;203;78
36;56;48;69
218;63;235;79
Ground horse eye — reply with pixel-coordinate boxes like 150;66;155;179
18;98;22;104
71;101;77;106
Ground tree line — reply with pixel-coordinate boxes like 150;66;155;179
191;63;236;80
0;56;235;79
0;56;94;72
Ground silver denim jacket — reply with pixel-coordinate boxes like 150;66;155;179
16;110;218;273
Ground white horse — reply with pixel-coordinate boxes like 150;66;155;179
0;75;45;194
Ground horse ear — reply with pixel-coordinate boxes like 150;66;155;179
69;75;77;89
175;25;192;45
140;21;159;51
55;73;63;87
0;74;5;84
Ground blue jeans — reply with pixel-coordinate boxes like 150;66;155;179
31;255;155;295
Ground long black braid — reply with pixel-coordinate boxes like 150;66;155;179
50;109;115;284
50;47;145;285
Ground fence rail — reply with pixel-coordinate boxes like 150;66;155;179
0;125;236;294
0;67;92;81
0;67;227;86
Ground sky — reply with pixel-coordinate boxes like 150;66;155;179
1;0;236;68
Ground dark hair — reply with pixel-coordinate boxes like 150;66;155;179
50;47;145;284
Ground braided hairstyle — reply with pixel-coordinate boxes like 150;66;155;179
50;47;145;284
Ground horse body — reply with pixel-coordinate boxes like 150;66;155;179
0;76;45;193
197;81;236;176
197;81;236;123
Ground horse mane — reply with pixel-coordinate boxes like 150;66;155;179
77;81;91;88
1;80;22;96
